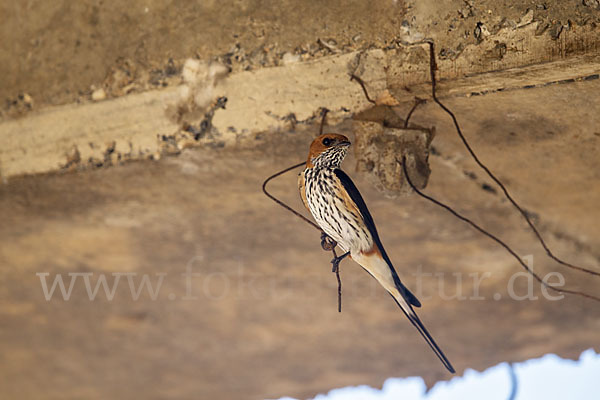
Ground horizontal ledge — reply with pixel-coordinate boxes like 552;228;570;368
1;23;599;180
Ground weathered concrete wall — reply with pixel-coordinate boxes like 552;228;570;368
1;45;599;181
1;1;600;399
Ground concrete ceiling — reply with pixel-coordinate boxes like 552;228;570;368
1;1;599;399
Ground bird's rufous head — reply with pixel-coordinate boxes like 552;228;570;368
306;134;351;168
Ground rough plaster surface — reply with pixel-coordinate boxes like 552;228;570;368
1;1;600;180
3;0;600;117
1;49;598;181
0;50;385;180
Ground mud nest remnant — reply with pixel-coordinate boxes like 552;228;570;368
353;105;434;198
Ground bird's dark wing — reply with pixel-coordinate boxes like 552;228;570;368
334;168;421;307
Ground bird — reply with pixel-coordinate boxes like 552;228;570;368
298;133;455;373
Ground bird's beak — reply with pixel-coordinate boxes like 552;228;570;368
337;140;351;147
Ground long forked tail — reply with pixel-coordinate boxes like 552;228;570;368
391;296;456;373
353;251;455;373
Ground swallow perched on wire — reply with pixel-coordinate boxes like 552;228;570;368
298;133;455;373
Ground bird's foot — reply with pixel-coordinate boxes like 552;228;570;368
320;232;337;252
330;251;350;273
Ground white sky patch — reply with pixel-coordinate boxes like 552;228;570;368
277;349;600;400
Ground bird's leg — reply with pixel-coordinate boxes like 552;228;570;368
330;249;350;273
319;232;348;273
320;231;337;251
319;232;347;312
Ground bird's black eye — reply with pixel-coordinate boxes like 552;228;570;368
322;138;333;146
